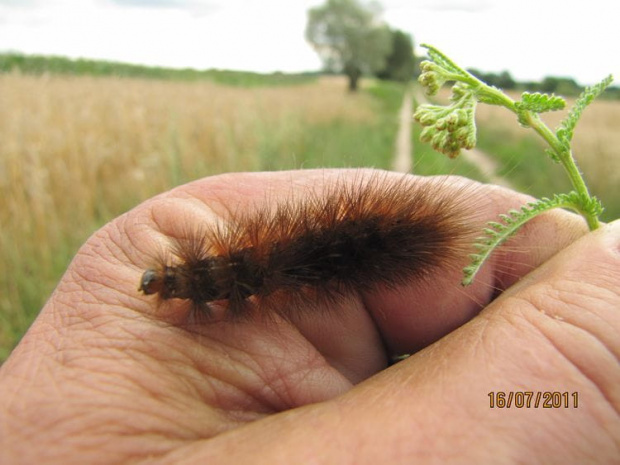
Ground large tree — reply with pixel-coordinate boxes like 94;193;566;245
306;0;392;92
376;29;416;82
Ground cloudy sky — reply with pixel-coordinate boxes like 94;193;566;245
0;0;617;85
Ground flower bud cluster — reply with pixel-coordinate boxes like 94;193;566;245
418;61;447;96
414;98;476;159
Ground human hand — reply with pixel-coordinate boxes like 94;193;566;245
0;170;617;464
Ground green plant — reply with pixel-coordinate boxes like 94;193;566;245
306;0;392;92
413;44;614;285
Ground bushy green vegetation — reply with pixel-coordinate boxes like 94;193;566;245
298;80;405;168
376;29;416;82
307;0;389;92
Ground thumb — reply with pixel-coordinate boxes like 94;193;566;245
494;217;620;369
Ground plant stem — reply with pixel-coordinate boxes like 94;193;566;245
424;47;602;231
471;80;600;231
515;112;600;230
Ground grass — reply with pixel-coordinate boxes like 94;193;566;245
475;126;572;196
0;73;404;360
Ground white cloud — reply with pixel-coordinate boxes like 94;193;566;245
385;0;619;84
0;0;617;83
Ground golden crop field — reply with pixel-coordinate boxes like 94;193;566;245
0;73;385;358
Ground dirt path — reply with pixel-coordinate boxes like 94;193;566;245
460;148;513;188
392;90;413;173
397;88;514;189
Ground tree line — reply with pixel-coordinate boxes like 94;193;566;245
0;53;317;87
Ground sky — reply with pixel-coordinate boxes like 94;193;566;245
0;0;618;85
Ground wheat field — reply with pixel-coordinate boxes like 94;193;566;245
0;73;381;357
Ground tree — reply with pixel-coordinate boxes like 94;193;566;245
541;76;581;96
306;0;392;92
376;29;415;82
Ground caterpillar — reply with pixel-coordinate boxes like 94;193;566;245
139;172;481;320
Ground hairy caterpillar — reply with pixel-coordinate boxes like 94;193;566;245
139;173;480;319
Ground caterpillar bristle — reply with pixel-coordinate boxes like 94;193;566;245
139;173;480;321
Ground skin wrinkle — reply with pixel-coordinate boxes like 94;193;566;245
220;323;336;410
471;292;587;397
50;411;185;460
137;338;267;415
462;312;495;372
296;294;387;383
542;323;620;419
198;346;286;414
184;302;351;407
526;275;619;348
489;292;620;447
60;345;234;442
518;285;620;417
49;300;223;428
179;321;330;413
250;351;307;410
130;217;173;268
432;313;604;463
264;348;335;407
64;261;120;310
95;225;127;265
104;218;155;275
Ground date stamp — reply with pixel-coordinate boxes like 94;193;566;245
488;391;579;409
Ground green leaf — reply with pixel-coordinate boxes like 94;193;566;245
517;92;566;113
558;75;614;145
462;192;595;285
420;43;469;78
544;148;561;163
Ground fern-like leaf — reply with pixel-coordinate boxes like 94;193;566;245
462;192;595;285
420;44;469;78
557;75;614;146
517;92;566;113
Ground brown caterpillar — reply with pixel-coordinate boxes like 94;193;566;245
139;173;480;319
